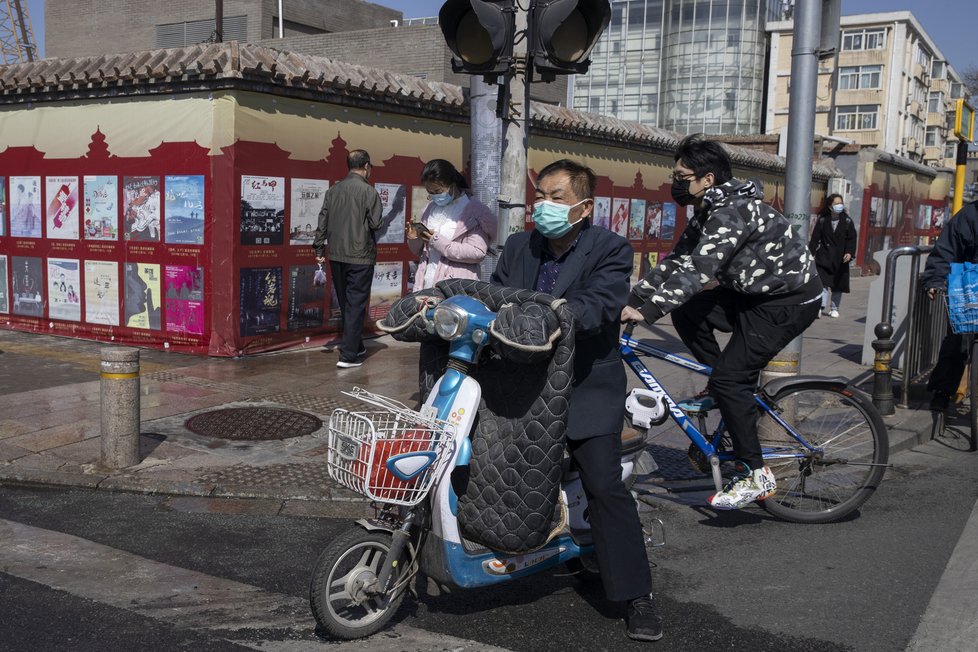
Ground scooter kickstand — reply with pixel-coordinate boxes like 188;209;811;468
709;455;723;493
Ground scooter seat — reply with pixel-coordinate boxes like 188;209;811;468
620;427;647;456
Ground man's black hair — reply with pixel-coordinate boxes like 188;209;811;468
675;134;733;185
347;149;371;170
421;159;469;190
537;159;596;200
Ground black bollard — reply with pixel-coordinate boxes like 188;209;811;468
871;321;895;416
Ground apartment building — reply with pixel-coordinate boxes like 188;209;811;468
765;11;968;168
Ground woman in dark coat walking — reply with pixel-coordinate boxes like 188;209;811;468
809;193;858;318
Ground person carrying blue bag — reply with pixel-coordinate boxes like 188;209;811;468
920;200;978;410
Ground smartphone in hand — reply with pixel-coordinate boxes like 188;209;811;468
411;221;432;236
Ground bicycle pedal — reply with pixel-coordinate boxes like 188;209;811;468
678;397;716;413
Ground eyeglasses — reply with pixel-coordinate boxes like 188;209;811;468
668;171;696;182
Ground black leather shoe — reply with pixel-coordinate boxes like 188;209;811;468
626;595;663;642
930;391;951;412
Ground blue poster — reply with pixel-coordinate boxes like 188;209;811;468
164;175;205;244
661;202;677;241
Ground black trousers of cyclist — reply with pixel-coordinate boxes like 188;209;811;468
671;288;821;470
567;433;652;602
927;326;966;397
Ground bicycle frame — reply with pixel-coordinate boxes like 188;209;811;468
619;333;819;466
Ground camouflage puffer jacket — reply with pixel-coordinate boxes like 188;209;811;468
628;178;818;322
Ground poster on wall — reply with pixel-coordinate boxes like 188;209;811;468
661;203;677;241
240;176;285;245
376;183;406;245
124;262;162;330
869;197;881;227
593;196;611;230
84;260;119;326
631;252;642;284
83;175;118;240
164;175;205;245
932;207;946;230
240;267;282;336
0;177;5;237
646;202;662;240
123;176;161;242
410;186;430;223
611;198;629;238
639;252;659;278
628;199;646;240
164;265;204;335
916;205;932;230
369;261;402;321
46;177;80;240
287;264;326;330
10;176;41;238
0;254;7;313
289;179;328;246
11;255;43;316
47;258;81;321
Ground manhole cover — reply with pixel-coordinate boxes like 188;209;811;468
185;407;323;440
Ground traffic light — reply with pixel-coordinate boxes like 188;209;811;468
530;0;611;78
439;0;516;77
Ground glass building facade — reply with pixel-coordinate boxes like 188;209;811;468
574;0;782;135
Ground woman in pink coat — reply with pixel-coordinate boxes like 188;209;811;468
408;159;497;291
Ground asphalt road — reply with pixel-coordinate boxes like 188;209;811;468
1;437;976;652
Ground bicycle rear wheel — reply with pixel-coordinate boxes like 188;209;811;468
969;337;977;452
756;383;888;524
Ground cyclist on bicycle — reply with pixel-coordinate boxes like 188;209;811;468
920;200;978;411
621;134;822;510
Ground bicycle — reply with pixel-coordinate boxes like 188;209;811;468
620;324;889;524
930;290;978;452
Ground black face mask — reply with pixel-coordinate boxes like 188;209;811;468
671;178;698;206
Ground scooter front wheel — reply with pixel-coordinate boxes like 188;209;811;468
309;527;407;639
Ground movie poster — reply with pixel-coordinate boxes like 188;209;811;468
164;175;205;245
123;176;161;242
917;205;932;230
240;176;285;245
46;177;80;240
410;186;430;223
163;265;204;335
84;260;119;326
629;199;646;240
646;202;662;240
11;256;43;316
869;197;881;227
369;261;402;321
328;278;342;328
0;255;7;313
48;258;81;321
124;262;162;330
0;177;5;237
593;196;611;229
288;178;328;246
610;198;629;238
639;252;659;278
932;207;946;229
661;203;677;241
631;252;642;285
376;183;406;245
10;176;41;238
240;267;282;336
287;264;326;330
83;175;118;240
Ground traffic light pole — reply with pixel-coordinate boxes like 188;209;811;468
497;4;531;246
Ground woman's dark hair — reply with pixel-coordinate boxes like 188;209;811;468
820;193;845;217
421;159;469;190
536;159;596;200
675;134;733;185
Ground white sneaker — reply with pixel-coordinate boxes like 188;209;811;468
829;309;839;318
336;359;363;369
709;464;777;510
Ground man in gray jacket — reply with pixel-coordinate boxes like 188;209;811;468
313;149;383;368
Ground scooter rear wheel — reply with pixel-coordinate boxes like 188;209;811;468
309;527;407;639
564;555;601;583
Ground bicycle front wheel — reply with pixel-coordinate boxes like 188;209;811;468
757;383;888;524
969;337;977;452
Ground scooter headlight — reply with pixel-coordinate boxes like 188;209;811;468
432;303;468;340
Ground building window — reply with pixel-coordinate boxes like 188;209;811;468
590;97;602;112
610;99;619;114
951;82;964;99
928;91;945;114
838;65;882;90
931;60;946;80
842;28;885;51
946;142;957;159
836;104;879;130
156;15;247;47
925;126;940;147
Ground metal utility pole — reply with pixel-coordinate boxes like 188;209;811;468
761;0;824;385
215;0;224;42
469;76;503;245
0;0;37;64
498;5;530;244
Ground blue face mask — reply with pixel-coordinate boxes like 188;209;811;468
831;204;844;214
430;192;454;207
532;199;587;239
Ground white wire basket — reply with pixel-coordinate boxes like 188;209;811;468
326;387;455;506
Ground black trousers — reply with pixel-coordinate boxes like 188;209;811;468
927;326;967;396
329;261;373;362
671;288;821;470
567;433;652;602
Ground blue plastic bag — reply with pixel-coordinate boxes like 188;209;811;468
948;261;978;333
